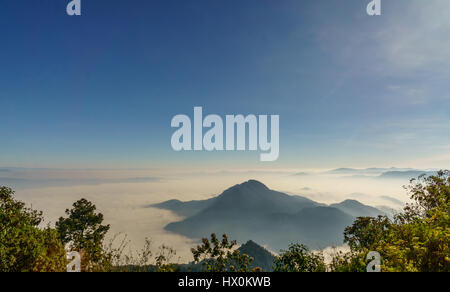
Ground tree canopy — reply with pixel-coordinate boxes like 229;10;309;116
191;233;258;272
334;170;450;272
1;170;448;272
274;243;326;272
56;198;110;271
0;187;66;272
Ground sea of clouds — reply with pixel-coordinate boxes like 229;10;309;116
1;167;413;263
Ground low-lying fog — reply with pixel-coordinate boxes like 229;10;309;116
1;167;424;263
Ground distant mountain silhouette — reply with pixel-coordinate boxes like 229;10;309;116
178;239;275;272
238;240;275;271
379;195;404;206
328;168;362;174
330;200;383;217
378;170;437;179
292;172;310;176
325;168;438;182
328;167;414;175
153;180;384;251
152;198;217;217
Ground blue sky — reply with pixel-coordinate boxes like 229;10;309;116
1;0;449;169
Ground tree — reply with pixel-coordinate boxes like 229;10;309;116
401;170;450;222
328;250;367;272
333;170;450;272
343;216;391;250
191;234;258;272
273;243;326;272
154;244;179;272
56;198;110;271
0;186;66;272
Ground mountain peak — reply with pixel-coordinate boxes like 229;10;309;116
217;180;269;202
338;199;363;206
237;180;269;190
242;240;260;247
238;240;275;271
158;180;382;252
330;199;383;218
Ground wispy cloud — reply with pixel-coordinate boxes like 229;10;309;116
377;0;450;75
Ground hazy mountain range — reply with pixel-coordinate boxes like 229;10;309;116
0;167;436;190
152;180;386;251
326;168;437;179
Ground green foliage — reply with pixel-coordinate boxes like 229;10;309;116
3;169;448;273
1;187;179;273
31;228;67;272
0;186;66;272
273;243;326;272
401;170;450;221
100;235;179;272
154;244;179;272
191;234;258;272
343;216;391;250
56;198;110;271
328;250;367;272
333;170;450;272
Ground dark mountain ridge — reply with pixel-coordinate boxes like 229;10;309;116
178;240;276;272
152;180;384;251
237;240;275;271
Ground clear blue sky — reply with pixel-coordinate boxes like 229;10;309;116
1;0;449;169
